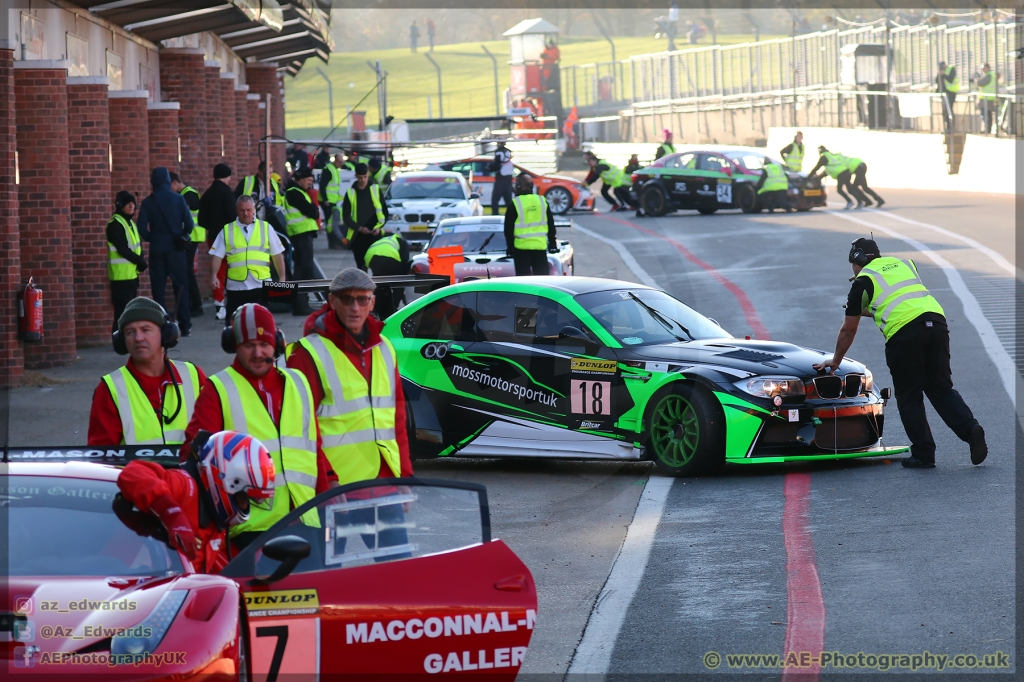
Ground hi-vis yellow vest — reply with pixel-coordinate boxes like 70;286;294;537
364;234;402;262
858;257;945;341
101;361;201;445
108;214;142;281
758;163;788;194
511;195;549;250
782;142;803;172
225;220;272;282
323;163;343;204
344;184;385;240
210;366;320;534
285;187;318;237
180;186;204;242
292;334;401;486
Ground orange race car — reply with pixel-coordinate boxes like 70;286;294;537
425;157;595;215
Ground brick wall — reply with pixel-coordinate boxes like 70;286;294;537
147;102;180;174
235;85;252;177
0;45;22;383
205;62;223;179
15;62;76;369
219;73;237;173
246;65;286;179
67;77;113;346
248;94;263;173
159;49;206;189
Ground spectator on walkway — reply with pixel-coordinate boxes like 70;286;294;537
427;19;436;51
137;167;193;335
410;21;420;53
937;60;959;132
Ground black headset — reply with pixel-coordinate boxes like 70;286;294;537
112;314;180;355
221;316;287;357
849;239;872;267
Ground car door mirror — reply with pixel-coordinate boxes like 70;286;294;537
470;192;482;200
558;325;598;353
249;535;311;586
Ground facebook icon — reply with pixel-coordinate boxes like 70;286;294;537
13;646;37;668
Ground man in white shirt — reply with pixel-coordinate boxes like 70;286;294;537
208;195;286;323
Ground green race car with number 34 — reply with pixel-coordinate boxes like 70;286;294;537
383;277;907;475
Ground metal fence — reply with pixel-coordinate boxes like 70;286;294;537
561;20;1022;131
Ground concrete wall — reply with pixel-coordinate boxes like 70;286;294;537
767;127;1019;195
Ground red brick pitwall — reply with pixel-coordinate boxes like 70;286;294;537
67;77;113;346
205;62;223;179
147;102;180;174
108;91;152;298
235;85;253;177
248;95;264;173
219;74;237;173
15;62;76;369
159;49;206;189
0;46;23;383
246;65;286;179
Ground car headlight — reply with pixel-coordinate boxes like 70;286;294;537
388;214;402;222
111;591;187;660
735;376;806;398
861;368;873;393
440;213;459;220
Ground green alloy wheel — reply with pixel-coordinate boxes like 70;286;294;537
647;384;724;476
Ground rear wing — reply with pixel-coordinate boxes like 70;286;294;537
4;445;182;466
262;273;451;310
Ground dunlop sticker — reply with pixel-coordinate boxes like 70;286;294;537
570;358;618;375
245;589;319;617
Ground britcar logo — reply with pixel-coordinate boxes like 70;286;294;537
580;421;602;429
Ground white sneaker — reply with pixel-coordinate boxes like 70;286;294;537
215;306;226;320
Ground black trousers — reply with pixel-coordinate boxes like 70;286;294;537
512;249;549;276
224;288;265;325
979;99;995;134
185;241;203;313
491;176;513;215
110;279;139;332
851;163;884;204
833;170;867;205
942;92;956;131
350;232;375;271
291;231;317;281
758;189;792;211
884;317;978;463
149;250;190;333
601;184;637;209
368;256;407;319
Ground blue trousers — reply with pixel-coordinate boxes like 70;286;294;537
148;250;191;332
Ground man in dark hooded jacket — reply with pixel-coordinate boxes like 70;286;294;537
137;167;194;335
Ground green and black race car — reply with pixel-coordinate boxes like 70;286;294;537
632;148;827;217
383;277;907;476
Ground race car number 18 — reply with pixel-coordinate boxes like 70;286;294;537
571;381;611;416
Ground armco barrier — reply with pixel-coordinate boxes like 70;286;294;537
767;127;1019;195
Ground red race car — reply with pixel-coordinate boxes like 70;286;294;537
4;451;537;680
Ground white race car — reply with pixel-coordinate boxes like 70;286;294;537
409;216;575;281
385;171;484;249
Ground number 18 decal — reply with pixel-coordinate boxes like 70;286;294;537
571;380;611;415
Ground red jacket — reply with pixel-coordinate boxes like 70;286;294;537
289;304;413;478
180;359;337;493
88;359;208;446
116;460;231;574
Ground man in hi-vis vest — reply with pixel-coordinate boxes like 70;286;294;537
89;297;205;447
286;268;413;487
503;174;557;276
181;303;336;549
814;238;987;469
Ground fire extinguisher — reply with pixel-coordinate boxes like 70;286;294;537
19;277;43;342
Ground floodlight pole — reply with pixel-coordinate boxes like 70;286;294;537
481;45;500;115
314;67;334;131
425;52;443;118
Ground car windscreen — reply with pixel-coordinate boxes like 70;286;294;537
576;289;730;346
428;229;507;253
4;475;185;577
724;152;767;171
387;178;465;200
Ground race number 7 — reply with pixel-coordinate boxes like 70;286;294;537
250;618;319;681
571;380;611;415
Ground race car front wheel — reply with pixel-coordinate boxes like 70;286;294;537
545;186;573;215
647;383;724;476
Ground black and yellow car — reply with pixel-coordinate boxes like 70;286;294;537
631;148;827;217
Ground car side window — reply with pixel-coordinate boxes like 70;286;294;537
472;161;494;177
699;155;728;172
450;162;474;178
476;291;517;343
507;294;588;347
666;153;695;170
400;293;477;341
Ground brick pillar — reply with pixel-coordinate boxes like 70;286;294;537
219;73;237;172
235;84;251;176
159;49;206;189
108;90;151;298
0;42;22;383
204;61;223;177
246;64;286;179
248;93;263;173
67;76;113;347
15;61;76;369
147;102;180;174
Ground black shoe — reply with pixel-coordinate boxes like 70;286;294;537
180;329;192;338
969;423;987;465
191;307;205;317
635;210;644;218
875;198;885;208
901;457;936;469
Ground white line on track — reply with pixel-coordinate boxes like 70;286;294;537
573;223;659;288
825;208;1019;408
567;476;675;676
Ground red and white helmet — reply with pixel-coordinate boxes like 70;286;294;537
198;431;276;527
